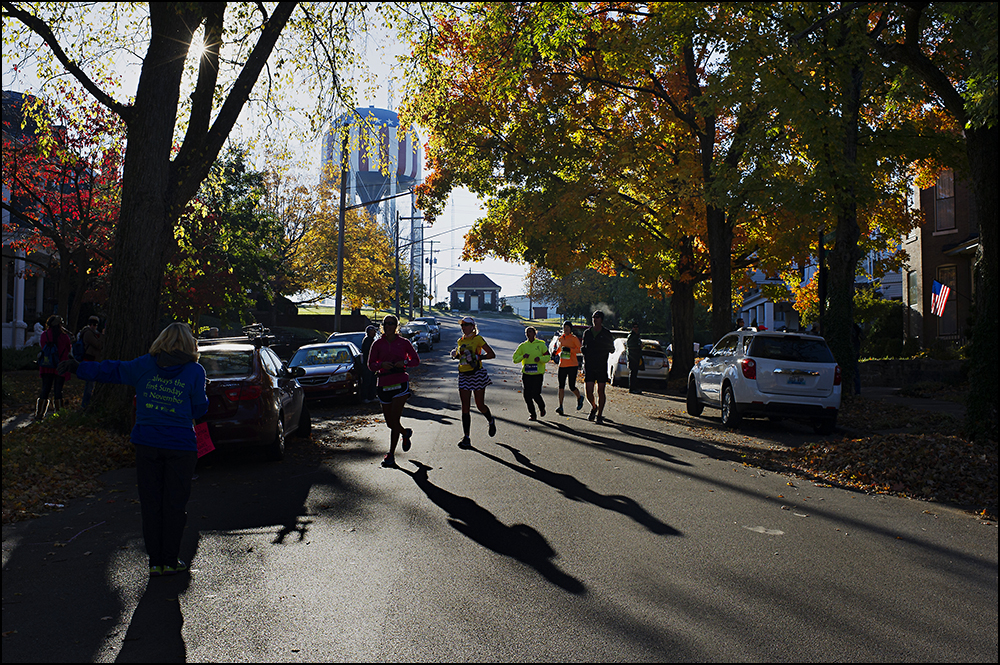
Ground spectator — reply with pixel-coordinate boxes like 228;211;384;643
79;316;103;410
35;315;72;420
58;322;208;577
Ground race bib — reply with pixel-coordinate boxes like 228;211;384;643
561;348;572;358
382;383;401;391
524;363;538;373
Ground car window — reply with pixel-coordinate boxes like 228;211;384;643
749;336;836;362
712;335;737;357
257;348;280;376
200;350;254;378
742;336;754;356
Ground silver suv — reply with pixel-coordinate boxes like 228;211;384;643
686;330;841;433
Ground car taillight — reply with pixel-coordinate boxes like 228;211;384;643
741;358;756;380
834;365;841;385
224;385;261;401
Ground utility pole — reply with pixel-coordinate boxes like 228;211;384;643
334;126;349;333
425;240;438;311
399;215;423;320
394;210;401;318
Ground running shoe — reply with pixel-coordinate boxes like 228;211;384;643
539;405;546;418
596;415;605;425
488;418;497;437
589;408;597;421
458;436;472;449
381;454;396;468
556;406;564;415
402;428;412;452
528;414;537;421
149;565;163;578
577;395;585;410
162;560;188;576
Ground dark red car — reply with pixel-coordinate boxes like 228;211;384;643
198;328;309;461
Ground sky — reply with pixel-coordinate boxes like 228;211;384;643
1;6;531;304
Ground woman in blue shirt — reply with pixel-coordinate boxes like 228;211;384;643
61;322;208;577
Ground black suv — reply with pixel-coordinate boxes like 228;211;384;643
198;324;310;460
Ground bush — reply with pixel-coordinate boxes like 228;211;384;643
902;336;921;357
2;347;41;371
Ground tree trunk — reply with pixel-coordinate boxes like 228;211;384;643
668;277;696;382
97;6;197;428
964;123;998;441
706;205;734;343
668;236;698;382
825;63;865;392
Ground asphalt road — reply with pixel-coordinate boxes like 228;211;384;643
2;314;997;662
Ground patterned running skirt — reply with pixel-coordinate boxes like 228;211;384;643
458;367;493;392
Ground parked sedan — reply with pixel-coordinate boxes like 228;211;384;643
198;337;309;461
288;342;363;401
686;330;841;433
399;321;434;351
608;338;670;388
326;330;377;350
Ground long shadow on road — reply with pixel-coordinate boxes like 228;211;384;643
398;459;586;596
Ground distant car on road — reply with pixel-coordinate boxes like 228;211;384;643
686;329;841;433
288;342;364;402
198;325;309;461
399;321;434;351
608;338;670;387
412;316;441;342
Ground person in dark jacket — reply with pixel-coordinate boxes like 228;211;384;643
36;314;72;420
626;321;643;394
79;315;103;410
59;322;208;577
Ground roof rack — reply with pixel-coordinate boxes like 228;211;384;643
199;323;275;348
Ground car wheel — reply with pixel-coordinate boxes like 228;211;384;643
296;403;311;437
686;380;704;416
720;384;741;427
267;417;285;461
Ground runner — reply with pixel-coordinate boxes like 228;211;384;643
512;326;550;421
551;321;585;415
581;310;616;424
451;316;498;448
367;315;421;467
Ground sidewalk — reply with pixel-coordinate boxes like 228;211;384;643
855;386;967;420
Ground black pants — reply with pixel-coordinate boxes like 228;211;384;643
521;373;545;416
38;373;65;400
134;444;198;568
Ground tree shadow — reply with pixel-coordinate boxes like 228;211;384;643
479;443;682;537
399;460;586;595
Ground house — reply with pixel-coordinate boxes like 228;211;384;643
902;169;978;345
503;294;561;319
447;273;501;312
738;169;977;349
2;90;52;349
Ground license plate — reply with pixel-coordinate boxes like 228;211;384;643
787;376;806;385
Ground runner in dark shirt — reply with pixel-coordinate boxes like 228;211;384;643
581;310;616;424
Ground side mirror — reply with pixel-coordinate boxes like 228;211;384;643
285;365;306;378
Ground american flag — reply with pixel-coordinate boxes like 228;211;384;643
931;280;951;317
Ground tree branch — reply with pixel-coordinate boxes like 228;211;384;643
1;1;132;122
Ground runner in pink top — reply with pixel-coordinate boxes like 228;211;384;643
367;314;421;467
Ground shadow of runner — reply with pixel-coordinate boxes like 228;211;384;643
115;571;191;663
400;460;586;595
485;444;682;537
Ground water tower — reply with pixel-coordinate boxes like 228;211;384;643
323;106;421;227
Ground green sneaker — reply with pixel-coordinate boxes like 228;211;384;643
162;560;188;576
149;565;163;577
